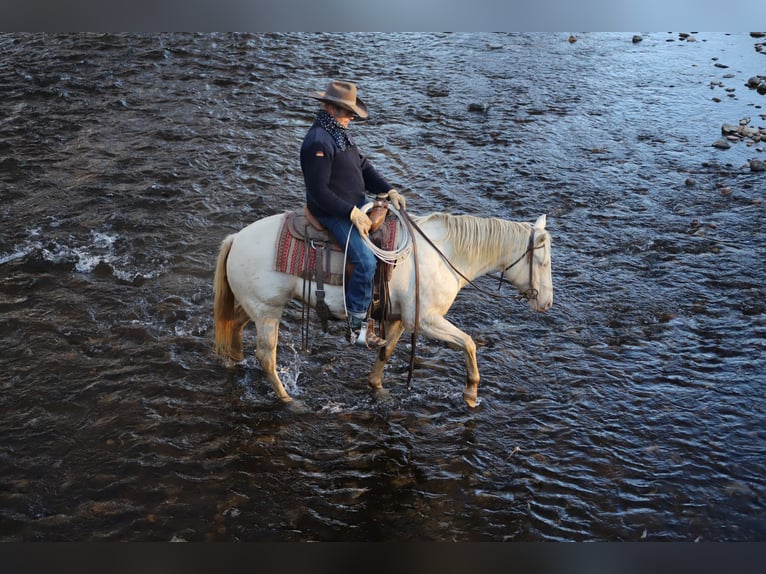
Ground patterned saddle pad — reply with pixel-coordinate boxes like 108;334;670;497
274;210;399;286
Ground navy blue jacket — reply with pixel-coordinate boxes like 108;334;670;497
300;121;392;218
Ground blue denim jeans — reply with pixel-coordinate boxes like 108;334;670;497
316;211;377;317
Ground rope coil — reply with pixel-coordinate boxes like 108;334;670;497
359;201;413;265
341;202;414;322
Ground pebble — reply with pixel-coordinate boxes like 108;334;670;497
749;159;766;171
712;138;731;149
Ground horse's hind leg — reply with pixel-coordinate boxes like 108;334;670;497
368;319;405;397
230;304;250;362
254;313;293;403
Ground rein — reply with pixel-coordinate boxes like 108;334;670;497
399;209;420;387
401;211;541;302
398;210;542;388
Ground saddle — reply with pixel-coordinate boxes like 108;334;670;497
274;205;399;338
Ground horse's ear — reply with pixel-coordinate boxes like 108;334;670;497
533;214;547;230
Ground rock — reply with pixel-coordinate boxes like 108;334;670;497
714;62;729;69
745;76;766;94
568;35;577;43
750;32;766;38
467;103;489;113
632;35;643;43
712;139;731;149
685;178;696;187
427;86;449;98
749;159;766;171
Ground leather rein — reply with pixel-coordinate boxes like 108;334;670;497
398;211;541;387
402;211;542;302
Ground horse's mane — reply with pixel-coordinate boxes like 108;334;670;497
414;212;530;261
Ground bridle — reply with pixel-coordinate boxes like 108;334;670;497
403;212;543;302
399;210;543;387
499;228;543;301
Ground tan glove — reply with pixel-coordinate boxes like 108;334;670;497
349;206;372;238
387;189;407;211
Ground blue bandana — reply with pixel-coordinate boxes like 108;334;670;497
316;110;353;151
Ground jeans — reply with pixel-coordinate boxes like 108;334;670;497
316;211;377;317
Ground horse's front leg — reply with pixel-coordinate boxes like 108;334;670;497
418;315;480;408
368;319;405;398
254;314;293;403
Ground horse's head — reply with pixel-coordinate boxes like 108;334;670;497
505;214;553;312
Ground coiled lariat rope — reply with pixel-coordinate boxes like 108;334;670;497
359;201;413;264
342;202;415;321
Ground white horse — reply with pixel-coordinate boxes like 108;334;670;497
213;210;552;408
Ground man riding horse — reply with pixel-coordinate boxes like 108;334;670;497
300;80;406;348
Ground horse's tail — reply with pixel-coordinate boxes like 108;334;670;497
213;233;237;360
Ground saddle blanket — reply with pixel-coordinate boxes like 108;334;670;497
275;210;399;286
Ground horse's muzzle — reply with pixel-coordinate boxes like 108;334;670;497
529;293;552;312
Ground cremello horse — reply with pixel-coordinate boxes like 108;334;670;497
214;210;552;408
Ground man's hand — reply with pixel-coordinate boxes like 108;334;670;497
349;206;372;237
387;189;407;211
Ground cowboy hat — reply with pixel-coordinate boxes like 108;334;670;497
310;80;369;119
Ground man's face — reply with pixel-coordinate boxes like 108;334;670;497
329;104;354;128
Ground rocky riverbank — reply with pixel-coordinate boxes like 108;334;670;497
711;117;766;171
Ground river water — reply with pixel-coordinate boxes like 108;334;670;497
1;32;765;542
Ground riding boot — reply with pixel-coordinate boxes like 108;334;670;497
349;314;387;349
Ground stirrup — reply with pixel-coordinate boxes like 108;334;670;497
352;319;387;349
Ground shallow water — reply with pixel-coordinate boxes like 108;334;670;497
1;32;765;541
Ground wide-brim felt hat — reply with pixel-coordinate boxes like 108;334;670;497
310;80;369;119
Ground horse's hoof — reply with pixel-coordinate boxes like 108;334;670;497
370;387;392;403
463;392;479;409
285;399;310;414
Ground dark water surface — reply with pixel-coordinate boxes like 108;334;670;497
1;32;765;541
